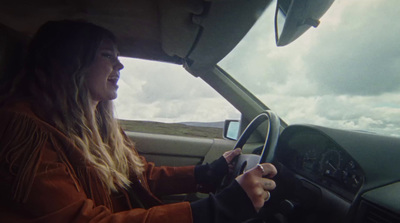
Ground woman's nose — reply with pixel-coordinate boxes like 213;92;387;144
115;59;124;70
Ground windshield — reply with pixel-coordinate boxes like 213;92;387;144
219;0;400;137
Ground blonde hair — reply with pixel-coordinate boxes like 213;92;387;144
67;102;144;192
10;20;144;193
58;89;144;192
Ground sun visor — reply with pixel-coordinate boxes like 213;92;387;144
183;0;271;75
159;0;205;58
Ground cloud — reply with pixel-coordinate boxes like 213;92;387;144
217;0;400;136
222;0;400;97
119;58;219;103
114;0;399;137
115;58;240;122
304;0;400;95
260;93;400;137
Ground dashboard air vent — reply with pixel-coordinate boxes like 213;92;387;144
358;200;400;223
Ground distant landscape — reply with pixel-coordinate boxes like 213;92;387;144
118;119;224;139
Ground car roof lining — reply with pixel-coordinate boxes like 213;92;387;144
1;0;272;72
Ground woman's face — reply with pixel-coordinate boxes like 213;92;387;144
86;38;124;104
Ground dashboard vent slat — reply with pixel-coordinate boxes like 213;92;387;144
358;200;400;223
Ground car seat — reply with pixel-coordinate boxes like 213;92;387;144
0;24;28;96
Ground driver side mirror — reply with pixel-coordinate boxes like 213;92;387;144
275;0;335;46
223;120;240;140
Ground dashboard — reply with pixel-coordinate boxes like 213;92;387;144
276;128;364;200
272;124;400;223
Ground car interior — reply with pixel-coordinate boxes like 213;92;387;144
1;0;400;222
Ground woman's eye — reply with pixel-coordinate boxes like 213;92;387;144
101;53;114;59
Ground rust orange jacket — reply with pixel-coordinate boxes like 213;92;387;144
0;103;198;223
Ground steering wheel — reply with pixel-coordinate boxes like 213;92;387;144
219;110;281;190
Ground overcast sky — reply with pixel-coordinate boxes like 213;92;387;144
115;0;400;137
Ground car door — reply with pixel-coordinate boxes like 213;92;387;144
126;131;235;167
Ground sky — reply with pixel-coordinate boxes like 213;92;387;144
115;0;400;137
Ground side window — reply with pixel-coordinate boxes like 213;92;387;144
114;57;240;138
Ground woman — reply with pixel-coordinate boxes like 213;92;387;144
0;20;277;223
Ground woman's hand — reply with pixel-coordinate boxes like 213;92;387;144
236;163;277;212
223;148;242;163
194;148;241;190
222;148;241;173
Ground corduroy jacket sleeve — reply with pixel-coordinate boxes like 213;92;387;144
143;160;198;197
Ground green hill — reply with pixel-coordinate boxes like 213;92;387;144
118;119;223;139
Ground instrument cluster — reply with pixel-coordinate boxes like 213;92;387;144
278;130;364;200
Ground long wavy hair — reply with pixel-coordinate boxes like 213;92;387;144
11;20;144;193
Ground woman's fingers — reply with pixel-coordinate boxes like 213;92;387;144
255;163;278;178
264;191;271;202
260;178;276;191
235;163;277;212
223;148;242;164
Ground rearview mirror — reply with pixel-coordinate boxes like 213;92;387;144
275;0;335;46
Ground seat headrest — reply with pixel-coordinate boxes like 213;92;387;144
0;24;28;83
